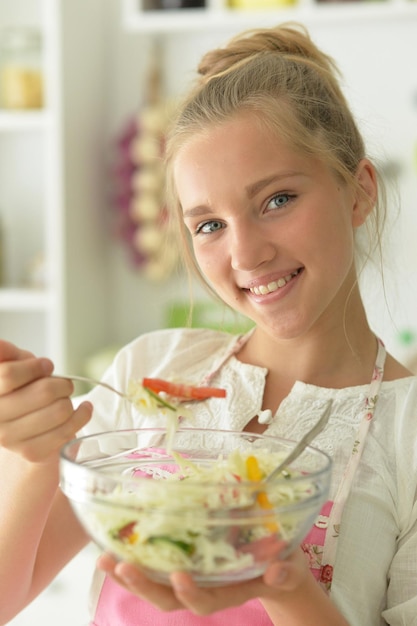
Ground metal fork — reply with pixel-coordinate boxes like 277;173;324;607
52;374;127;399
263;400;332;483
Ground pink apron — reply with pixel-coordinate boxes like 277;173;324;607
91;579;270;626
90;336;386;624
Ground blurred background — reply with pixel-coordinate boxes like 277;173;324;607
0;0;416;623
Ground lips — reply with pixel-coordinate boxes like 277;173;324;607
248;269;302;296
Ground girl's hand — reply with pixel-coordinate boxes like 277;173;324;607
96;544;310;616
0;340;92;463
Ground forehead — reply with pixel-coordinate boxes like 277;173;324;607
173;112;316;191
174;114;294;173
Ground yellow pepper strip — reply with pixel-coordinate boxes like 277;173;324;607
256;491;273;509
246;455;264;481
246;456;278;532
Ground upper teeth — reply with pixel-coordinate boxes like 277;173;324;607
249;271;299;296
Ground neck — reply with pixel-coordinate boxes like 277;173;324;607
239;296;378;390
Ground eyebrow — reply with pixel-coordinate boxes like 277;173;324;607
182;171;304;219
183;205;214;219
245;172;303;199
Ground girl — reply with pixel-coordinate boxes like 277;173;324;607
0;23;416;626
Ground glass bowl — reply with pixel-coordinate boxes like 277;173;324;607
60;427;331;587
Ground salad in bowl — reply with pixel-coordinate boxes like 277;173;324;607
60;424;331;586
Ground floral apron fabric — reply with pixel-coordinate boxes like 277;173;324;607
90;336;386;624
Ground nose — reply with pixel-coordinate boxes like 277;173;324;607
229;221;276;272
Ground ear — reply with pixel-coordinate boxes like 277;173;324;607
351;159;378;228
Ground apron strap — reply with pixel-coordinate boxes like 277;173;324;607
319;338;387;589
199;331;253;386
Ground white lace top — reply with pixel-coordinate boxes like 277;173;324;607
82;327;417;626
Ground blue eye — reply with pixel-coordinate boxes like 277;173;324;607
195;220;224;235
267;193;292;210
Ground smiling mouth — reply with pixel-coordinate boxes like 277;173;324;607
248;269;302;296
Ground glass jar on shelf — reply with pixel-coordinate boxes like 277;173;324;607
0;27;44;110
142;1;206;9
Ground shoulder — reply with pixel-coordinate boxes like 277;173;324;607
383;352;413;380
113;327;241;381
378;374;417;422
391;375;417;432
375;375;417;468
383;373;417;407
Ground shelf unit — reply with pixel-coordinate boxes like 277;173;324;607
0;0;60;365
0;0;112;373
122;0;417;31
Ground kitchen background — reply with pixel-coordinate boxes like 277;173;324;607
1;0;416;623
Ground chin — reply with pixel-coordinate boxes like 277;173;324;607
257;315;310;342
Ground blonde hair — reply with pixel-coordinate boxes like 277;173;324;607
165;22;386;287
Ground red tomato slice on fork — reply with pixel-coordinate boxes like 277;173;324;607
142;378;226;400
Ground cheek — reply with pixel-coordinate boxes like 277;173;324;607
193;247;217;276
192;243;233;295
297;206;355;273
320;221;356;278
191;239;212;268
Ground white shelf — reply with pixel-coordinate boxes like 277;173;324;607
0;110;52;132
0;288;52;311
122;0;417;32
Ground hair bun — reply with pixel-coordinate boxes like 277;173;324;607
198;22;338;83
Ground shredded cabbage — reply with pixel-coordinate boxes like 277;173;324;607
126;380;194;452
80;448;315;579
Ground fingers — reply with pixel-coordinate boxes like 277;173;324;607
0;353;53;396
0;341;93;462
263;560;290;588
238;536;286;561
97;552;260;616
0;338;35;363
95;542;296;617
170;572;221;615
262;546;310;592
169;572;266;616
0;372;71;421
97;554;183;612
167;545;305;615
167;549;304;615
0;401;93;462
